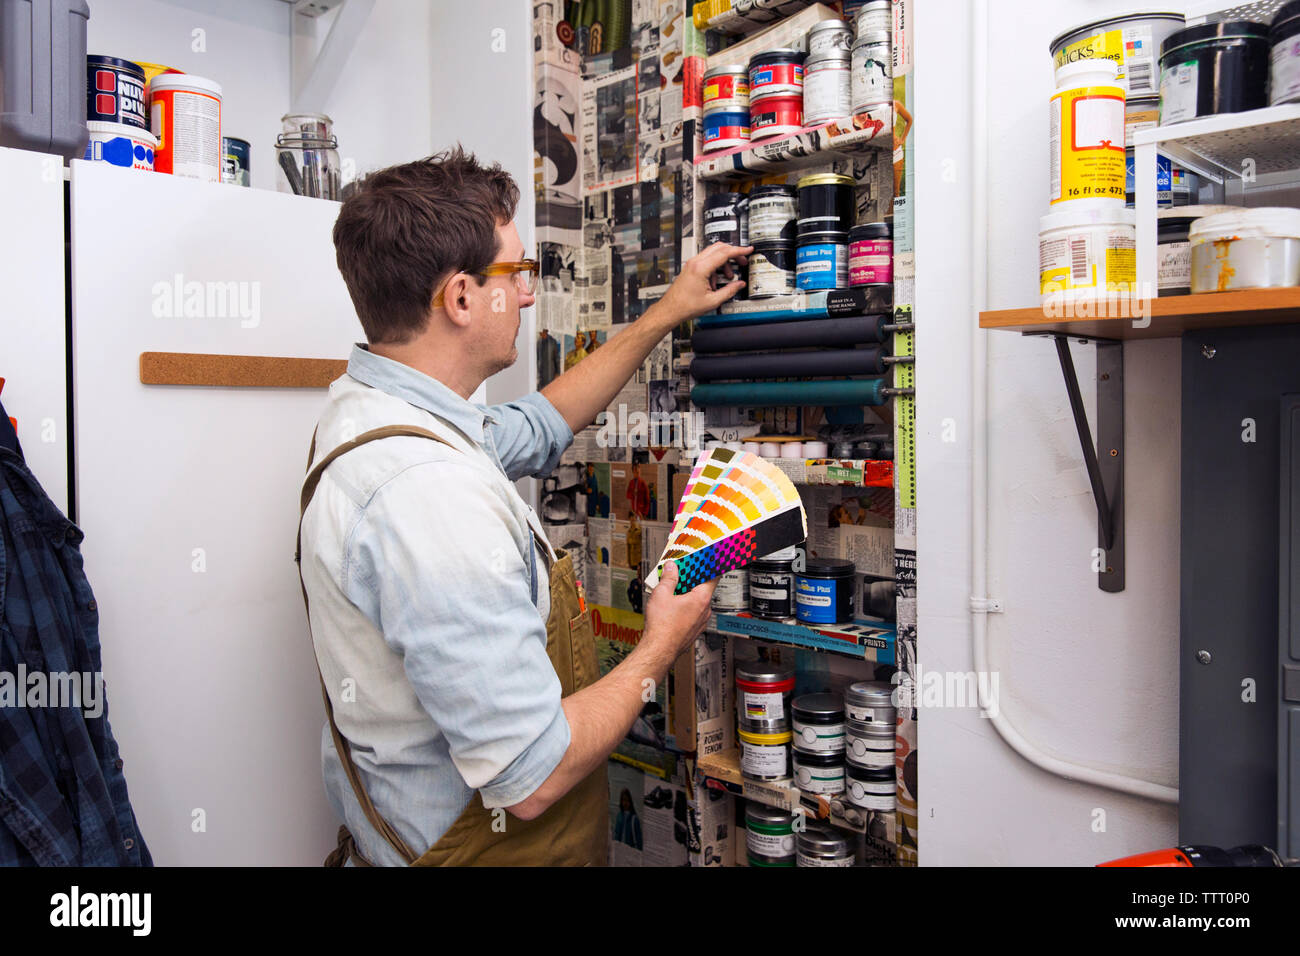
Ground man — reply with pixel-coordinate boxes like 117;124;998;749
297;147;749;866
626;462;650;519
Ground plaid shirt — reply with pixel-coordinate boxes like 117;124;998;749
0;442;151;866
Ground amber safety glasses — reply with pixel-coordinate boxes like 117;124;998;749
433;259;539;307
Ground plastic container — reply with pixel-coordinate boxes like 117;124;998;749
846;716;896;769
792;747;846;794
745;803;796;863
736;660;796;724
804;51;852;125
1159;21;1271;124
1156;204;1240;295
1272;1;1300;105
150;73;222;181
739;727;793;782
1049;12;1185;97
796;231;849;291
1039;202;1136;300
747;185;798;242
850;32;892;111
748;49;805;98
846;764;896;810
797;172;855;233
748;93;803;140
82;120;155;170
703;64;749;112
795;558;856;623
808;19;853;57
1189;207;1300;294
0;0;91;160
746;241;796;298
844;680;896;723
1049;60;1125;207
792;693;846;754
86;55;146;129
849;222;893;285
796;824;854;867
703;110;750;151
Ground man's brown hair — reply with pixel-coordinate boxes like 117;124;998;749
332;146;520;344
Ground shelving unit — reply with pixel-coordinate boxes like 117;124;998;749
694;106;893;181
712;611;896;661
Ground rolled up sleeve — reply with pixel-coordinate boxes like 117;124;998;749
345;459;570;807
484;392;574;481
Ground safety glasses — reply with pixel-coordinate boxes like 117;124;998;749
433;259;539;307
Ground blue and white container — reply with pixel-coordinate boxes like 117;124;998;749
796;232;849;291
703;110;750;152
86;54;147;129
83;120;155;170
794;557;856;620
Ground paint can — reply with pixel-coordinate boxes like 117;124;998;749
794;558;856;622
792;747;846;794
748;49;805;99
86;55;147;129
845;764;895;811
150;73;223;181
796;231;849;291
1049;60;1125;206
704;191;744;246
850;32;891;112
855;0;892;39
747;555;797;613
803;50;853;125
844;680;896;723
739;727;793;782
703;64;750;113
796;824;854;867
222;136;250;186
1271;1;1300;105
797;172;855;234
1189;207;1300;294
1049;12;1185;97
849;222;892;285
745;803;796;864
1124;148;1199;207
737;660;796;724
1039;202;1136;300
846;716;896;769
747;184;798;243
135;61;182;111
748;92;803;140
1156;204;1238;296
807;19;853;57
82;121;156;170
792;693;845;754
703;110;750;151
711;567;750;610
1159;21;1271;124
746;241;796;298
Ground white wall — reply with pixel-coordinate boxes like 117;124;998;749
916;0;1180;865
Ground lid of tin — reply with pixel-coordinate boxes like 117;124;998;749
798;172;855;189
706;192;744;208
745;802;794;827
87;120;158;144
749;184;797;199
791;746;843;764
808;19;850;35
793;692;844;719
1054;59;1120;86
87;54;146;74
737;659;795;683
845;680;896;706
738;727;793;745
807;49;852;65
796;230;850;244
850;222;892;241
1189;207;1300;243
704;64;748;78
152;72;223;96
223;136;251;148
1162;20;1270;59
853;31;892;46
1050;12;1184;52
1125;95;1160;110
1275;0;1300;33
749;557;795;574
750;48;807;66
847;716;897;736
1039;202;1134;232
762;544;800;560
1157;203;1239;223
797;824;850;855
846;763;896;781
750;91;803;106
800;557;856;577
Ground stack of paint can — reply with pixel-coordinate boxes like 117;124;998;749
851;1;893;115
804;19;853;125
702;64;750;152
844;680;897;812
791;693;846;796
795;173;855;292
745;184;798;299
703;191;749;294
736;659;795;783
796;823;855;866
84;55;157;171
745;803;796;867
748;49;805;140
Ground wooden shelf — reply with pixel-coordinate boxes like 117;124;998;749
979;289;1300;341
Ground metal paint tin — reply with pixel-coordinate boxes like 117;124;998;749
1271;1;1300;105
792;747;846;793
1049;12;1185;97
748;92;803;139
703;64;750;112
849;222;893;285
746;242;796;298
792;693;845;754
844;680;896;723
808;19;853;57
747;185;798;243
747;556;796;614
803;51;852;125
794;558;856;622
1124;147;1199;207
796;824;854;867
737;660;795;724
711;567;750;610
1159;21;1271;125
846;716;896;769
748;49;805;98
83;121;155;170
1049;60;1125;206
739;727;793;781
797;172;855;234
846;764;895;810
222;136;250;186
854;1;892;39
745;802;796;863
796;232;849;291
86;55;147;129
150;73;223;181
704;191;744;246
850;32;891;111
703;110;750;151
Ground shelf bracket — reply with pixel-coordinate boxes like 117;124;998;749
1026;332;1125;592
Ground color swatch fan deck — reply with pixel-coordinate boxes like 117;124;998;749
646;447;807;594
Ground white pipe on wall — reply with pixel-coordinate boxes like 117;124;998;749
966;0;1177;805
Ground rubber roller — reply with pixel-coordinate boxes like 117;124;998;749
690;379;914;407
692;314;889;353
691;347;900;381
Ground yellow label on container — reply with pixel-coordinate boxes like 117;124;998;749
1049;83;1125;204
1055;29;1124;73
1104;244;1135;291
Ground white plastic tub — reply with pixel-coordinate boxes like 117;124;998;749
1189;207;1300;293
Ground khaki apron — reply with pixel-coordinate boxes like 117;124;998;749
295;425;609;866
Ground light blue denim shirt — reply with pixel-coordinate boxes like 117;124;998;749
299;344;575;865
